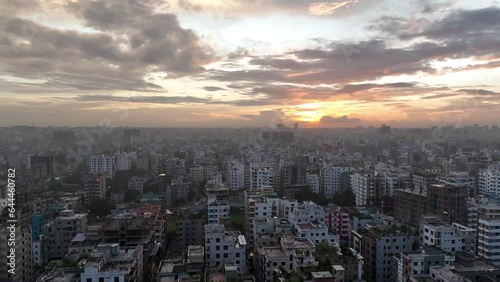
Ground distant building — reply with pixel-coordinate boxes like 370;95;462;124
321;166;352;197
43;210;88;261
89;155;116;178
204;224;246;273
83;173;107;205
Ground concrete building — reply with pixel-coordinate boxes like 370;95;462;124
83;173;107;205
43;210;88;261
393;189;429;228
477;200;500;266
420;217;476;255
227;161;245;191
0;222;33;282
306;172;320;194
89;155;116;178
321;166;352;198
362;227;414;282
190;166;205;182
392;247;454;281
479;164;500;196
428;184;468;226
412;171;437;193
80;243;143;282
128;176;145;194
255;237;317;282
249;163;275;191
351;172;376;206
244;191;298;248
115;152;132;171
204;224;246;273
324;206;351;241
176;217;205;248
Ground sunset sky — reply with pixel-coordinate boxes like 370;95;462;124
1;0;499;128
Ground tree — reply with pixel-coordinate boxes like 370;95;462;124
124;189;141;203
86;198;115;217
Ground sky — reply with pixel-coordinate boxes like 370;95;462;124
0;0;499;128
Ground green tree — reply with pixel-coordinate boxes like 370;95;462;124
124;189;141;203
86;198;115;217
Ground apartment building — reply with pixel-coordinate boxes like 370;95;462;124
204;224;246;273
43;210;88;261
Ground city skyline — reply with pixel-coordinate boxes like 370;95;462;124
1;0;499;127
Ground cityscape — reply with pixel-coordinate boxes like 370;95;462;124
1;1;500;282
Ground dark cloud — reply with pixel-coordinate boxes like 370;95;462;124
458;89;500;96
420;93;458;100
0;0;214;91
202;86;226;92
71;94;273;107
320;115;361;123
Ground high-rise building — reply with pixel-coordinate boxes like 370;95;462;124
428;184;468;226
249;163;275;191
393;189;428;227
204;224;246;273
362;227;413;282
321;166;352;197
306;172;320;193
83;173;107;205
43;210;88;261
89;155;116;178
0;222;33;282
351;172;377;206
479;164;500;196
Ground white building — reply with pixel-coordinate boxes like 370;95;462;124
89;155;116;178
479;164;500;196
32;237;43;267
205;224;246;273
115;152;132;171
249;163;275;191
420;218;476;254
351;172;376;206
228;162;245;191
477;198;500;266
288;202;339;245
306;172;320;194
321;166;351;197
80;244;142;282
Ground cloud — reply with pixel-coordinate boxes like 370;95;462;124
0;0;214;91
320;115;360;123
202;86;226;91
458;89;500;96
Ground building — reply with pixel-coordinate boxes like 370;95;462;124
321;166;352;198
80;243;143;282
307;172;320;194
98;214;159;282
176;217;205;248
30;154;67;177
255;237;317;282
412;171;437;193
351;172;377;207
0;222;33;282
204;224;246;273
43;210;88;261
190;166;205;182
228;161;245;191
479;164;500;196
89;155;116;178
392;247;455;281
324;206;351;241
393;189;429;227
83;173;107;205
207;182;230;225
420;216;476;255
245;193;297;249
115;152;133;171
477;199;500;266
249;163;275;191
362;227;414;282
128;176;145;194
428;184;468;226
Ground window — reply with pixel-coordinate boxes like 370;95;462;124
87;279;92;282
114;278;119;282
99;278;105;282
